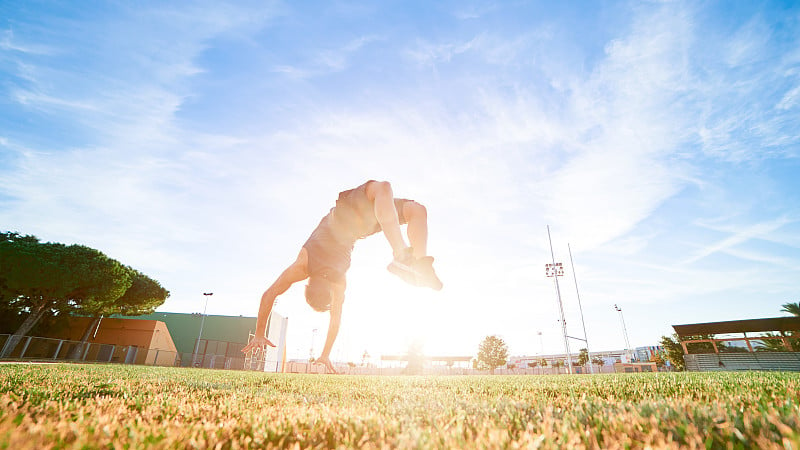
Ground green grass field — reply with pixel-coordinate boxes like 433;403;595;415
1;364;799;449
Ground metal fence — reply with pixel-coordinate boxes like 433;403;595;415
684;352;800;372
0;334;281;371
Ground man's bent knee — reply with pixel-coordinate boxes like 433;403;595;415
366;180;393;201
404;201;427;221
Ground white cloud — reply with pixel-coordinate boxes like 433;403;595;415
724;16;772;68
685;216;795;264
776;84;800;110
271;35;382;79
536;4;693;249
12;89;98;111
0;29;52;54
452;3;500;21
405;35;484;66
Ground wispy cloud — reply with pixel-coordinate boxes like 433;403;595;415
694;12;800;162
405;35;484;67
272;35;381;79
452;3;500;21
535;4;694;249
684;216;794;264
723;16;772;68
0;29;52;54
12;89;99;111
0;2;277;290
776;84;800;110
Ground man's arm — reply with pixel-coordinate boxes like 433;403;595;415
315;283;345;373
241;248;308;353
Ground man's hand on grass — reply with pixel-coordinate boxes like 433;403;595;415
241;335;275;354
315;356;337;374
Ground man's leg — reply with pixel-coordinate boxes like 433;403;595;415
366;181;410;257
366;181;442;290
403;201;442;290
402;201;428;259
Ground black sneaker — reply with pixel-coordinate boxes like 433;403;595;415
387;247;419;286
412;256;443;291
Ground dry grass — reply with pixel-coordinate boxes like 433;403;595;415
1;363;799;449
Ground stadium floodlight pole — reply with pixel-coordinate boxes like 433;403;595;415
614;304;632;361
568;244;593;374
193;292;213;366
546;225;573;373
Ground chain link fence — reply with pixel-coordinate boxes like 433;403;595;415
0;334;281;371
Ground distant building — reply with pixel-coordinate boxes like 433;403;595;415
29;311;288;371
613;361;658;373
133;312;288;372
634;345;664;363
508;344;667;374
37;316;178;365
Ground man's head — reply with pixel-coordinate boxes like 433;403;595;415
305;275;334;312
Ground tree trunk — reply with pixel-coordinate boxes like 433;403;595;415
0;301;48;358
68;316;101;360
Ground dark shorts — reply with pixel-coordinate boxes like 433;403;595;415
303;181;411;281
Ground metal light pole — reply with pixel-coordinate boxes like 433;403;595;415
310;328;318;360
537;331;544;355
546;226;573;373
568;244;593;374
193;292;213;366
614;304;632;361
362;350;370;367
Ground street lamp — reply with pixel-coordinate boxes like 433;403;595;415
310;328;318;360
193;292;213;366
537;331;544;355
614;304;632;361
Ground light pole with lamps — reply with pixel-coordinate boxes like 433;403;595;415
546;225;573;373
614;304;632;361
568;244;593;374
193;292;213;366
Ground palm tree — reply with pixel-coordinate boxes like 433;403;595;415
781;302;800;317
778;302;800;352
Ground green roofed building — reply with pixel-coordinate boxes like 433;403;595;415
127;311;288;372
133;312;256;355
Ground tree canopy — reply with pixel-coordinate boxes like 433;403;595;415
0;232;169;357
659;334;686;371
1;232;131;320
577;348;589;366
79;269;168;318
477;335;508;373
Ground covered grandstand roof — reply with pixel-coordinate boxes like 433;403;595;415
672;316;800;337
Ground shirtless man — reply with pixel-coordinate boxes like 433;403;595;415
241;180;441;373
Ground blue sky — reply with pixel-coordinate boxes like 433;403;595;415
2;1;799;363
